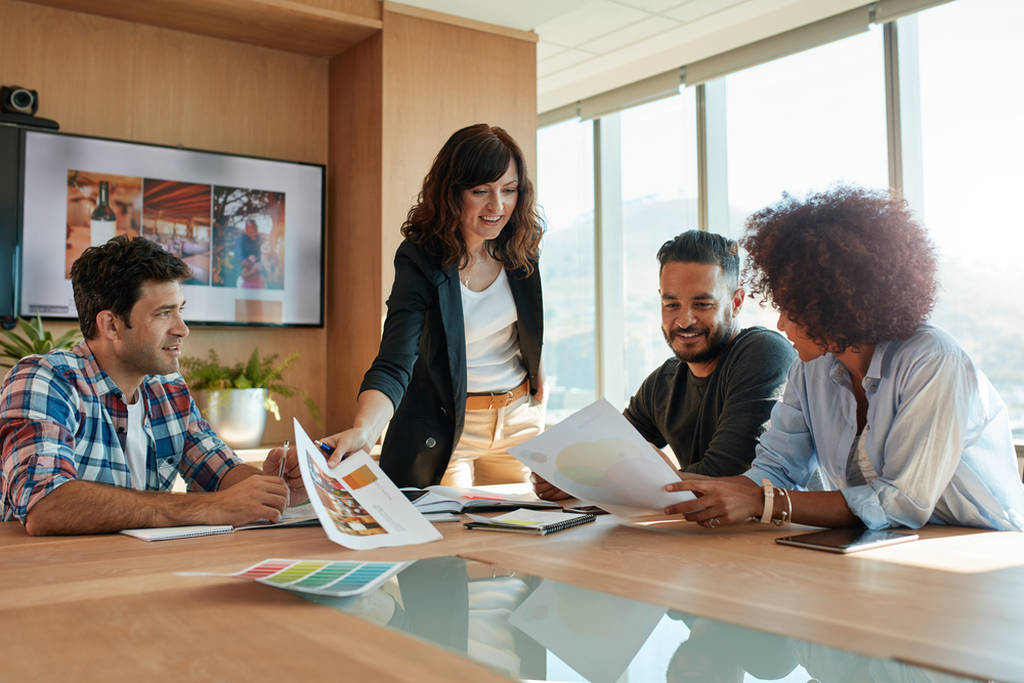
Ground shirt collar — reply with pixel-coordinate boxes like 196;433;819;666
75;340;127;399
825;340;892;392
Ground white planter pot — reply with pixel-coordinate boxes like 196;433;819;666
194;388;268;449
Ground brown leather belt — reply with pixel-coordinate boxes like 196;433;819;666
465;379;530;411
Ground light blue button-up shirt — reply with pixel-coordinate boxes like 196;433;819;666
745;325;1024;530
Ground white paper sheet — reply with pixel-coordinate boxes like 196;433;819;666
508;578;666;683
509;399;696;518
294;418;442;549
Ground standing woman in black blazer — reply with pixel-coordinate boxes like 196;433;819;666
321;124;545;488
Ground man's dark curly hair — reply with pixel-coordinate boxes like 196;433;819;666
741;186;937;352
401;123;543;274
70;235;191;339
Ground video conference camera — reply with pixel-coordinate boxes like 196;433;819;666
0;85;59;130
1;86;38;115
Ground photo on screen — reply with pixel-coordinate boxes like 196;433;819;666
211;185;285;291
65;170;142;278
22;130;324;326
141;178;213;286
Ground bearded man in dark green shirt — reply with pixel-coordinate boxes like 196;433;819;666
533;230;796;500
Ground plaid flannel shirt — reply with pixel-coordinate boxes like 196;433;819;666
0;342;242;522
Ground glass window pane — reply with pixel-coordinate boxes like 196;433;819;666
916;0;1024;439
538;119;596;423
724;28;888;330
619;92;698;407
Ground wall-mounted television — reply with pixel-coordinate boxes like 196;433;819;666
2;127;325;327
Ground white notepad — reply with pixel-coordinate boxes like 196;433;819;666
119;525;233;541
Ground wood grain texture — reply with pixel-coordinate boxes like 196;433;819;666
0;583;514;682
2;0;538;445
379;8;537;311
323;34;383;432
1;0;329;443
18;0;381;57
1;520;1021;681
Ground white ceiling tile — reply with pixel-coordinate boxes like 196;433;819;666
578;15;680;54
537;41;569;61
665;0;751;24
390;0;591;32
534;0;649;47
538;48;596;78
614;0;688;13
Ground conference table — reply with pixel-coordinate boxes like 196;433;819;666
2;510;1023;682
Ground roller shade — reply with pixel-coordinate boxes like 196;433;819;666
684;6;871;87
578;68;683;121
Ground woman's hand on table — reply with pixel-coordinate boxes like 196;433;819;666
663;476;762;528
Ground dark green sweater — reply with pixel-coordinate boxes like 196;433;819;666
623;327;796;476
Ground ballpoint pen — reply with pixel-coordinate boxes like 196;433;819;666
313;439;335;456
278;440;290;478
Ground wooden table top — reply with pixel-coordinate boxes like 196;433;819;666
2;517;1022;681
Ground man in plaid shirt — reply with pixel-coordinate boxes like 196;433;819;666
0;236;302;535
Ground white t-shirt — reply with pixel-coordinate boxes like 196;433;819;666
461;268;527;393
125;395;149;490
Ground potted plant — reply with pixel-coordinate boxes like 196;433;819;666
181;348;320;449
1;316;82;371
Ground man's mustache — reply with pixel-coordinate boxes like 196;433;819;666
670;327;707;338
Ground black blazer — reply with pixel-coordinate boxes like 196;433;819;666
360;239;543;487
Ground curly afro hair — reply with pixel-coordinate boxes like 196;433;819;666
741;186;937;352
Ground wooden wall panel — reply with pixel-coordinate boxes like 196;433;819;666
293;0;379;18
380;9;538;305
325;34;383;431
1;0;329;444
318;10;537;436
131;25;329;163
0;0;138;138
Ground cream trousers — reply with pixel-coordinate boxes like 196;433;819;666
440;394;545;487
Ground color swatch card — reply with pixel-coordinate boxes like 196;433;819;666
180;558;409;597
293;418;442;549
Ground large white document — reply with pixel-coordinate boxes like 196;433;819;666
509;399;695;518
294;418;442;549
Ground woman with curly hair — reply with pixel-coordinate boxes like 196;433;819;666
664;186;1024;531
317;124;545;488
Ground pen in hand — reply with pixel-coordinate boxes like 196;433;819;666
313;440;335;456
278;439;290;509
277;440;290;478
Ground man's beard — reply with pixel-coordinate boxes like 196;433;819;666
663;319;735;364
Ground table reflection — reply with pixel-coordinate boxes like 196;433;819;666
301;558;978;683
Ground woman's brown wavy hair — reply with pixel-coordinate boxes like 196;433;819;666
401;124;543;274
741;186;938;352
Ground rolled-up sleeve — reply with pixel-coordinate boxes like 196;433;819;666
842;350;974;529
0;362;80;522
178;394;242;492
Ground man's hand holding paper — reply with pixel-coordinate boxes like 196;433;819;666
510;399;696;518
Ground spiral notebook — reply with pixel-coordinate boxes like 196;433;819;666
120;525;234;541
463;508;596;535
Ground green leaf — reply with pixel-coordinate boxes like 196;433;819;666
179;345;321;426
0;317;80;367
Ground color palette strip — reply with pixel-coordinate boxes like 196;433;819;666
216;558;409;597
